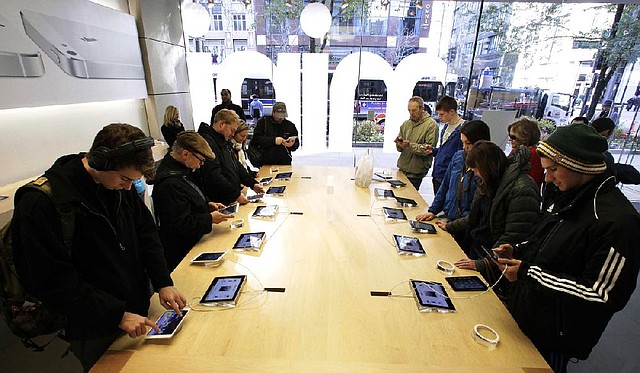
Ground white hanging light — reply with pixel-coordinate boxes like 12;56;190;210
300;2;332;39
182;2;210;37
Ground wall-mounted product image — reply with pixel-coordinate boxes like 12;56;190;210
0;12;45;77
20;9;144;79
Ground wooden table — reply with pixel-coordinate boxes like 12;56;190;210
93;166;550;372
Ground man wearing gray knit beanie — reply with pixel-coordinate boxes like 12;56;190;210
494;124;640;372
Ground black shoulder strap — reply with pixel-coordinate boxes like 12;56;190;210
18;177;75;253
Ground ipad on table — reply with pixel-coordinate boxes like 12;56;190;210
374;188;395;199
445;276;488;292
382;207;407;221
410;280;456;313
145;309;189;339
409;220;436;234
252;205;279;219
200;275;246;307
247;193;264;202
387;180;406;188
233;232;266;251
374;172;393;180
395;196;418;207
393;234;426;255
266;186;286;195
219;203;239;215
274;172;292;180
190;252;226;265
259;177;273;185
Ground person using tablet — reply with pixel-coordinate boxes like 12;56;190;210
416;120;490;241
438;141;540;292
197;109;264;205
11;123;187;371
153;132;233;271
251;102;299;165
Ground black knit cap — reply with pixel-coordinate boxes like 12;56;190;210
537;123;608;174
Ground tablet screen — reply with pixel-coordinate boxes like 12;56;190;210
146;309;188;337
395;196;417;207
275;172;292;180
200;275;246;304
409;220;436;233
191;252;225;263
387;180;406;187
266;186;286;194
259;177;273;184
247;193;264;202
383;207;407;220
393;235;426;254
219;203;239;215
233;232;266;249
374;172;393;180
411;280;455;311
374;188;395;198
252;205;279;218
445;276;488;292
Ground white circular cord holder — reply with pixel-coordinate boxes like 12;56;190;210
473;324;500;348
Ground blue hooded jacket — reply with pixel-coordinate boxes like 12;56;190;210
428;149;476;220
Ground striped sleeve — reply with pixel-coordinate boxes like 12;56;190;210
527;247;626;303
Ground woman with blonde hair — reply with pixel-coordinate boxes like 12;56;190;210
161;105;185;148
231;120;255;176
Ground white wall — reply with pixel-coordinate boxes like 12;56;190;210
0;0;150;185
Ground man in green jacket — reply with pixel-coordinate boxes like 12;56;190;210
395;96;439;190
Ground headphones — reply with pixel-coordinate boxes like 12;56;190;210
88;137;154;171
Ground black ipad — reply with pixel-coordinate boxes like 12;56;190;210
247;193;264;202
274;172;292;180
200;275;246;306
374;172;393;180
393;234;426;255
411;280;456;312
233;232;266;251
382;207;407;220
387;179;406;188
395;196;418;207
374;188;395;198
219;203;239;215
445;276;488;292
266;186;286;195
252;205;279;218
259;177;273;185
409;220;436;234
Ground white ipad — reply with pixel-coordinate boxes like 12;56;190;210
219;203;239;215
20;10;144;79
200;275;246;307
190;252;226;265
0;12;44;77
252;205;279;219
233;232;266;251
145;309;189;339
266;186;286;195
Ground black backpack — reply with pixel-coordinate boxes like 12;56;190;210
0;176;75;351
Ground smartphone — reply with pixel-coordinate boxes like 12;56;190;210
20;10;144;79
480;245;500;261
145;309;189;339
0;13;45;77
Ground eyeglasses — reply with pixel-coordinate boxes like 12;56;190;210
192;151;206;166
508;134;520;141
